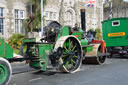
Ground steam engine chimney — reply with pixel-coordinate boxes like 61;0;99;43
80;9;86;32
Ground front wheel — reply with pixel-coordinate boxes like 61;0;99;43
54;36;83;73
83;44;107;65
0;58;12;85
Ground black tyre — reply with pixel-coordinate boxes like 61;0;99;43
0;58;12;85
54;36;83;73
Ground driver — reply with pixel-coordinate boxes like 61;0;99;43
72;23;79;32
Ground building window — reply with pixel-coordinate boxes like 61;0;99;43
66;11;73;26
20;20;24;33
0;8;3;17
45;11;58;25
20;10;24;19
49;12;52;19
112;20;120;26
15;19;19;33
53;13;56;19
45;11;48;18
47;12;57;20
0;7;4;35
0;19;4;35
14;9;25;34
15;9;18;19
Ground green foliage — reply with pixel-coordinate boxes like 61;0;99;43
88;28;95;31
95;28;102;40
13;49;19;54
24;0;47;37
8;34;25;49
88;28;102;40
13;46;27;54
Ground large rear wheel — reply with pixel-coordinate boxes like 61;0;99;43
0;58;12;85
54;36;83;73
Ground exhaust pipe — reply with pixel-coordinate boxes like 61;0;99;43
80;9;86;32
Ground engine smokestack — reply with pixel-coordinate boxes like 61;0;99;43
80;9;86;32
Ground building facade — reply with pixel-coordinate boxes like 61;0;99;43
0;0;27;39
0;0;103;39
103;0;128;20
44;0;104;31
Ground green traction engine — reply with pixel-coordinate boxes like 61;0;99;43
0;37;13;85
22;9;107;73
0;9;107;85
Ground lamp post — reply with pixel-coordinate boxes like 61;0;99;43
41;0;43;37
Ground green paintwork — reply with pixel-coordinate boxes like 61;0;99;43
56;26;69;40
29;44;53;71
81;39;88;47
102;18;128;47
72;29;84;40
38;44;53;70
72;32;82;40
86;46;93;52
23;26;91;71
23;38;36;43
0;64;7;84
0;38;13;59
81;39;88;53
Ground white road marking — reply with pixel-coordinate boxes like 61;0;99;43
13;83;16;85
29;77;42;82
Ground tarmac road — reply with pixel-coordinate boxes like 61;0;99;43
9;57;128;85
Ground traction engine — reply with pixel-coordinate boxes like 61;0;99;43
0;9;107;85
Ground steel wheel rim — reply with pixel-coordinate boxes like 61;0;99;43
61;37;82;72
98;50;106;64
0;64;7;84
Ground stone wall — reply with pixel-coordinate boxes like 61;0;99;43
0;0;104;39
0;0;27;39
103;0;128;20
44;0;103;31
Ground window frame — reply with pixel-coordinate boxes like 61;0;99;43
20;10;24;19
14;9;25;34
0;7;4;35
112;20;120;26
0;7;4;17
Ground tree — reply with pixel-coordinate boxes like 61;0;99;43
95;28;102;40
24;0;47;37
59;0;65;25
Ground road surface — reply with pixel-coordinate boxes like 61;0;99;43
9;57;128;85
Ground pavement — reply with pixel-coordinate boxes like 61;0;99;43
8;57;128;85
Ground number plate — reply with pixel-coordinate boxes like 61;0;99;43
108;32;125;37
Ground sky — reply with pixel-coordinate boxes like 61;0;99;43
103;0;128;3
123;0;128;2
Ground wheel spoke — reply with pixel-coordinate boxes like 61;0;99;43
73;56;78;58
64;61;70;69
56;37;82;73
71;59;75;64
71;45;76;51
64;45;69;53
74;50;78;53
62;55;68;59
73;56;81;61
63;52;68;55
69;39;73;51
